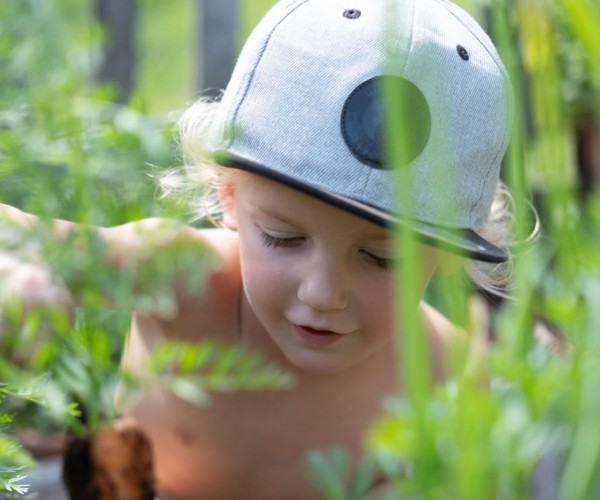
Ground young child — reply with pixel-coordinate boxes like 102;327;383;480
1;0;514;498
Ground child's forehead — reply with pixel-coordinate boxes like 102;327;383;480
236;172;392;238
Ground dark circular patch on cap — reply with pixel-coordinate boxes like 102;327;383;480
341;76;431;169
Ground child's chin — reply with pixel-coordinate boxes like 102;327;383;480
282;347;363;376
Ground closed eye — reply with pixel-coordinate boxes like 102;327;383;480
259;230;304;248
362;250;396;270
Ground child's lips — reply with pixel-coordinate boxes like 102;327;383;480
295;325;346;347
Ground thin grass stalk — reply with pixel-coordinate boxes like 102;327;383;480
556;0;600;118
553;2;600;497
382;2;434;493
489;0;535;360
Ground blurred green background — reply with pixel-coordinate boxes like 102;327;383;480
1;0;600;498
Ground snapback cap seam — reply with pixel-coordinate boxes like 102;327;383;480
429;0;510;227
227;0;311;147
359;0;416;202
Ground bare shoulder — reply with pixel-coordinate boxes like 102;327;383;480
98;218;239;274
98;218;234;254
119;224;242;376
103;220;243;326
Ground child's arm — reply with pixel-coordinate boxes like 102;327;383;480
0;203;215;316
0;203;78;244
0;204;74;358
0;252;74;362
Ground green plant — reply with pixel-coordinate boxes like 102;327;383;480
2;0;600;498
0;0;293;495
302;0;600;498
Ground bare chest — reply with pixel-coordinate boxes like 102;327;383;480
121;300;398;499
127;376;391;500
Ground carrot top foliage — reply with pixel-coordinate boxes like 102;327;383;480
1;0;600;498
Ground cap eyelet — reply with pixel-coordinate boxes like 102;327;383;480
343;9;361;19
457;44;469;61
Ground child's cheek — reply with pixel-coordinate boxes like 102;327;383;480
244;252;295;302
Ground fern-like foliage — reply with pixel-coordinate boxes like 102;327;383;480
307;447;380;500
136;340;295;406
0;389;34;498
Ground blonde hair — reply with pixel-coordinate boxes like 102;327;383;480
463;185;516;298
159;96;226;226
160;97;519;297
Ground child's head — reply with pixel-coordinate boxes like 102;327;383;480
165;0;514;295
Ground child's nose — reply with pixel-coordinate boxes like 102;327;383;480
297;259;350;311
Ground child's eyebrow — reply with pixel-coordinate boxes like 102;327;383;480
364;238;393;246
252;205;394;241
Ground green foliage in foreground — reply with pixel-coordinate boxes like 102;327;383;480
0;386;38;499
1;0;600;498
0;0;291;494
314;0;600;497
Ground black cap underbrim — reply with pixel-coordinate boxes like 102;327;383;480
215;151;508;263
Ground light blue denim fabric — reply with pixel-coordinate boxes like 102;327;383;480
208;0;512;261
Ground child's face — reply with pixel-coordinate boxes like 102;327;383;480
222;173;440;375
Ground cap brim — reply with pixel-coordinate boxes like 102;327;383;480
215;151;508;263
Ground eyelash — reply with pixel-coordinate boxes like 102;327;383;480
259;231;303;248
363;252;395;271
259;230;395;271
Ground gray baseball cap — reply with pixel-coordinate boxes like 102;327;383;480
208;0;512;263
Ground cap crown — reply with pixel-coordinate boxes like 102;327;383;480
209;0;512;231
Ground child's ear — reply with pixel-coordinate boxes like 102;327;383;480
217;182;238;231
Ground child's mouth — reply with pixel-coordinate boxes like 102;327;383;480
295;325;345;347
